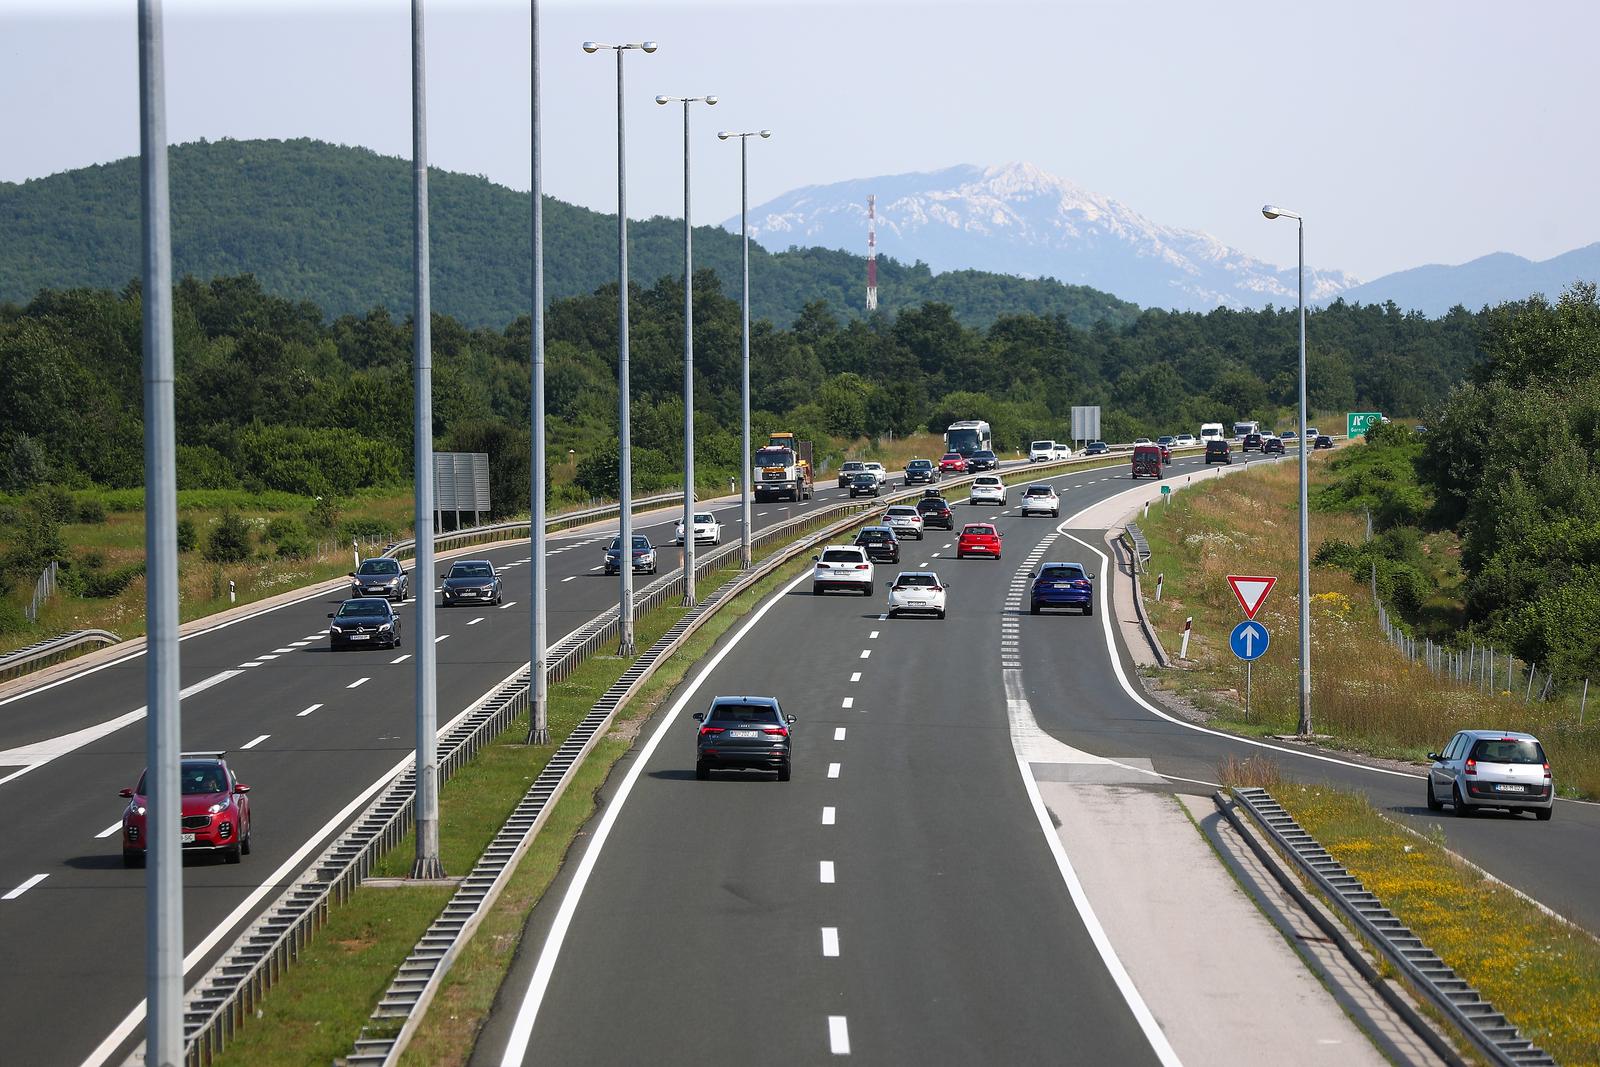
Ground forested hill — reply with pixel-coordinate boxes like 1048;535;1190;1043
0;137;1141;330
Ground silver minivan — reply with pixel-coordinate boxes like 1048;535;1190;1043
1426;730;1553;820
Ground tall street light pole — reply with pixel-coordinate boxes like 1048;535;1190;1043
410;0;445;879
528;0;550;745
585;39;656;655
717;127;771;568
136;3;182;1061
1263;204;1312;736
656;92;717;604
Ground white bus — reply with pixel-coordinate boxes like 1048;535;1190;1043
1199;422;1225;442
945;420;993;457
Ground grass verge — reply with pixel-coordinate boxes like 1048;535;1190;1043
1272;782;1600;1065
1138;454;1599;798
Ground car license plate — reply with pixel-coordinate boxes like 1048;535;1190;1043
181;833;196;843
730;730;759;739
1496;784;1525;793
351;633;370;640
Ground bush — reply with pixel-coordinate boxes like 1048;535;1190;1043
176;517;198;553
203;509;253;563
307;496;339;533
263;516;302;543
29;484;76;526
275;535;314;560
61;561;145;599
0;597;28;638
337;516;398;542
75;496;108;524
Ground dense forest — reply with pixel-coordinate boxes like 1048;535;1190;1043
0;138;1141;331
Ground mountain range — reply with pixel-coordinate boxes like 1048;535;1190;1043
730;162;1600;316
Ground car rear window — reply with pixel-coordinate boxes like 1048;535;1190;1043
821;549;864;563
707;704;782;725
1470;738;1546;765
887;507;916;517
1039;565;1085;581
895;574;939;587
857;530;893;542
1024;486;1051;495
962;525;994;536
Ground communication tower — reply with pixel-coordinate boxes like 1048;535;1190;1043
866;194;878;312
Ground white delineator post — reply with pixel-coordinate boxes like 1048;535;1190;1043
1179;616;1193;660
1155;573;1163;602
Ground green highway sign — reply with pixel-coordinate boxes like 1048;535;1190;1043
1160;485;1171;495
1347;412;1383;437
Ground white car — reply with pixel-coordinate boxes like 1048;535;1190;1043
882;505;925;541
1132;437;1153;446
1029;440;1057;463
1052;443;1073;460
886;570;948;619
969;475;1006;506
1019;484;1059;517
1174;433;1197;447
812;545;875;596
861;462;889;487
675;511;723;545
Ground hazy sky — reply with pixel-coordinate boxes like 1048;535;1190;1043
2;0;1595;281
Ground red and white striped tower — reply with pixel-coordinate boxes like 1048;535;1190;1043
866;194;878;312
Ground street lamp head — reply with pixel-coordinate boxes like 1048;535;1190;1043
582;41;601;53
717;131;732;140
641;41;658;53
655;94;671;105
1262;204;1301;221
759;129;772;139
705;95;719;105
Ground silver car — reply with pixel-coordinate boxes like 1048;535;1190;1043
1426;730;1553;819
882;505;925;541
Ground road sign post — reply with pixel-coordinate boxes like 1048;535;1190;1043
1347;412;1383;438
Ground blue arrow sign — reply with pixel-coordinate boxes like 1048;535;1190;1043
1230;620;1269;661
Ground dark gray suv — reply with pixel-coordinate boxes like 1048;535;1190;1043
693;696;796;781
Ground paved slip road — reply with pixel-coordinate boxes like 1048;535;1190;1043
0;474;906;1067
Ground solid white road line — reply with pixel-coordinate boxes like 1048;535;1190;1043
849;672;861;682
297;703;324;717
828;1016;850;1054
493;568;814;1067
841;697;854;709
391;655;411;664
347;677;369;689
95;821;122;839
821;927;840;957
0;669;244;789
240;734;269;751
827;762;841;779
2;873;48;900
822;806;835;826
820;860;836;884
834;728;846;741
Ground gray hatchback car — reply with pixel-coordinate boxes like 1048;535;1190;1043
1426;730;1553;819
693;696;796;781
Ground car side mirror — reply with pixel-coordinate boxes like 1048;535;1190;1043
439;574;447;582
234;784;250;794
811;555;819;562
348;571;357;578
327;612;336;619
692;712;704;722
786;715;797;725
119;788;134;798
1426;753;1439;762
1088;573;1096;580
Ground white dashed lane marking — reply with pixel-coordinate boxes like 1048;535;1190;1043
821;927;840;957
467;617;485;626
834;727;846;741
562;576;578;582
2;874;48;900
868;630;879;639
841;697;854;709
498;601;518;609
240;734;270;750
827;762;841;779
95;821;122;839
347;677;369;689
238;662;263;668
859;650;871;660
391;655;410;664
298;703;324;717
435;634;450;643
819;861;836;884
849;672;861;682
257;654;279;660
822;807;835;825
828;1016;850;1055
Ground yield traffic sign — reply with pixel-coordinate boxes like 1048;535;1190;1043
1230;620;1270;661
1227;575;1277;619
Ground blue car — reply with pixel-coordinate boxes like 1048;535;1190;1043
1030;562;1095;616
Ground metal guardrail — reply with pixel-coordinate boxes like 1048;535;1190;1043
1123;522;1151;574
165;445;1131;1065
1232;787;1555;1067
383;489;687;562
0;628;121;683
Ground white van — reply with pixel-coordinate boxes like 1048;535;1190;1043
1199;423;1225;442
1029;441;1057;463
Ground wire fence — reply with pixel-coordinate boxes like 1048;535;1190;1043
24;561;58;622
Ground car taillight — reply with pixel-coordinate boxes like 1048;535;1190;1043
931;586;943;592
855;564;869;570
1074;580;1090;588
763;726;788;736
699;726;724;736
1464;758;1476;776
1543;762;1551;778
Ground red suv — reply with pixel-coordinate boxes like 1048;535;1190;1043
120;752;252;866
1131;445;1164;479
956;523;1003;560
938;452;968;473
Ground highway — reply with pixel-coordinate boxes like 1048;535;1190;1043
477;448;1600;1064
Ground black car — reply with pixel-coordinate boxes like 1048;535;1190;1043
327;597;402;649
694;696;795;780
853;525;900;564
848;472;881;498
916;496;954;530
1263;436;1285;455
441;559;504;604
1083;441;1110;456
1242;433;1263;452
603;535;658;575
1314;434;1334;450
1204;439;1232;465
967;449;999;472
349;557;408;601
904;458;939;485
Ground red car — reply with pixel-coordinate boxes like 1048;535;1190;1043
120;751;252;867
956;522;1003;560
938;452;968;474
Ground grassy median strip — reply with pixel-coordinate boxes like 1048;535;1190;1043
1138;456;1599;797
1270;782;1600;1064
208;547;815;1067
